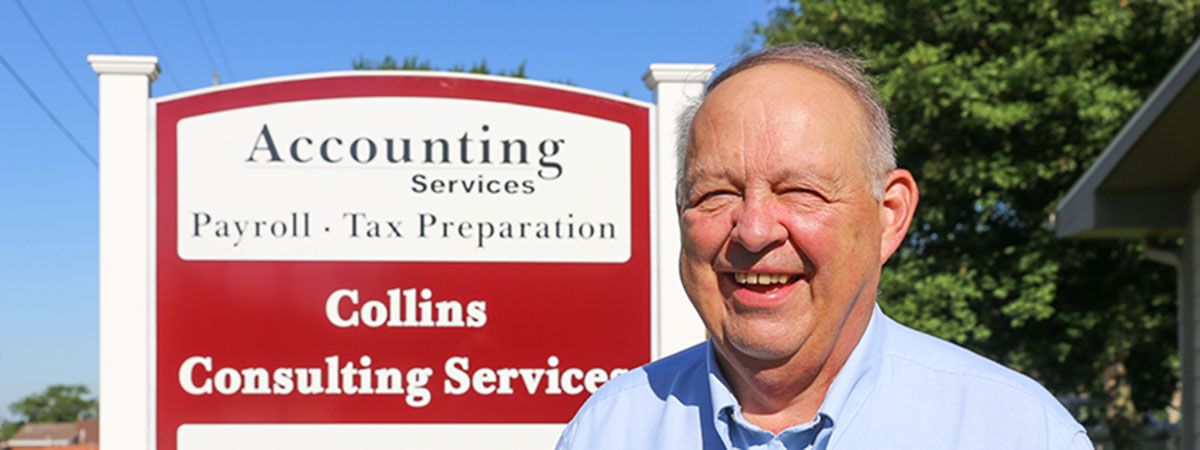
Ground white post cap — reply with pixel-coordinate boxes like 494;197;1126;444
88;55;160;81
642;64;716;89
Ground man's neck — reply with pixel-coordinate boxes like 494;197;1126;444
715;301;874;434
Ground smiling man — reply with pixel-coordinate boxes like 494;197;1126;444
557;44;1090;449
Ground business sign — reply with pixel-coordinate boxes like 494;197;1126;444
153;73;652;449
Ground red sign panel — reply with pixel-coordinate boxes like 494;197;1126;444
155;74;651;449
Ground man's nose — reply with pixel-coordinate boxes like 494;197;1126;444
730;194;788;253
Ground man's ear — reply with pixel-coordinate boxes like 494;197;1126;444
879;169;919;264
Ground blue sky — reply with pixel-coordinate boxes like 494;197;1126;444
0;0;781;420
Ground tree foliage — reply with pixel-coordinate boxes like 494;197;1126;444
0;421;20;441
757;0;1197;445
9;384;97;423
353;55;528;78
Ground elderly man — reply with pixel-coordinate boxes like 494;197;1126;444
557;44;1090;449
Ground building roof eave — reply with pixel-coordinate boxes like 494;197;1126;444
1055;37;1200;239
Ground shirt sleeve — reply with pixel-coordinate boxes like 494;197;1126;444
1068;431;1095;450
555;419;578;450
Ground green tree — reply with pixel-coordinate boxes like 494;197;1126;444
757;0;1197;445
9;384;97;423
353;55;528;78
0;421;21;441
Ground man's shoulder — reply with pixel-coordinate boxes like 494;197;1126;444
873;314;1085;438
557;342;713;449
574;340;709;407
880;315;1061;399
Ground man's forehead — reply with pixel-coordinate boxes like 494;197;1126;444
698;63;862;120
685;153;845;187
685;63;869;180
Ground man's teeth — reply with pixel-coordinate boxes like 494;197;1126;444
733;273;791;285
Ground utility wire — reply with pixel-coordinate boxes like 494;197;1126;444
179;0;218;80
124;0;183;90
80;0;122;53
197;0;234;81
0;54;99;168
12;0;98;112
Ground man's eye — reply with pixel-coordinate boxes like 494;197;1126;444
693;190;737;207
782;188;827;202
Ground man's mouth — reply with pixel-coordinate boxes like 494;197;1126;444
732;272;797;286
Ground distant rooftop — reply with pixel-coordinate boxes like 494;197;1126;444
6;420;98;448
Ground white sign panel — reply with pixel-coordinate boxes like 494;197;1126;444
176;97;631;262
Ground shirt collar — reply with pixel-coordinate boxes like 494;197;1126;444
705;303;887;435
705;339;738;423
816;303;886;429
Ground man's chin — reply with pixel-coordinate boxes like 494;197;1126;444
721;329;807;366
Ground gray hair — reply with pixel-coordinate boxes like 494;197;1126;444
676;43;896;205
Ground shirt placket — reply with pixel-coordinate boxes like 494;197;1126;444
725;407;828;450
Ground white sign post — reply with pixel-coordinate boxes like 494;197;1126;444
643;64;715;358
90;54;160;450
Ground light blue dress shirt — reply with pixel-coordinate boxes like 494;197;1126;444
557;305;1092;449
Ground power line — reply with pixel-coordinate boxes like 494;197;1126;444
197;0;235;81
0;54;99;168
178;0;218;80
124;0;183;90
80;0;122;53
12;0;98;113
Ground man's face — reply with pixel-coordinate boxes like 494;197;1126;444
679;63;885;365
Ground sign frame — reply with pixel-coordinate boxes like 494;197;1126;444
91;55;716;450
154;71;652;449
